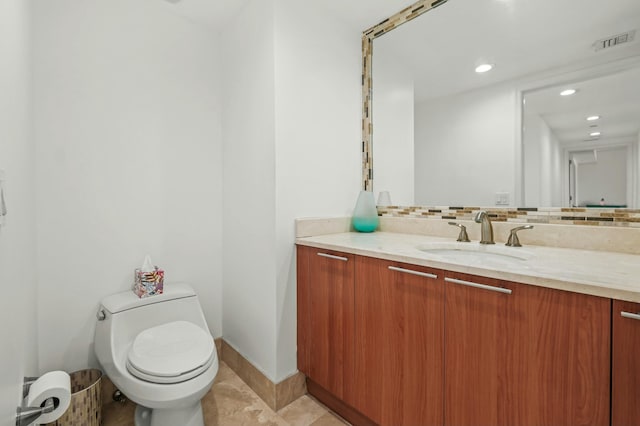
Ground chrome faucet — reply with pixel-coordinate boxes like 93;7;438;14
474;211;494;244
505;225;533;247
448;222;470;242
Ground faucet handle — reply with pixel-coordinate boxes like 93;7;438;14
448;222;470;242
505;225;533;247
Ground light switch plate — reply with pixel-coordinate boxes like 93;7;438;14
495;192;510;206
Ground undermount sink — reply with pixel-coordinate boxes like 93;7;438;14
416;242;533;267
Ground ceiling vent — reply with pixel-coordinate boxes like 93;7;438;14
593;30;636;51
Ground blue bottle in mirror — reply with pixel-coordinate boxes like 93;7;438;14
352;190;379;232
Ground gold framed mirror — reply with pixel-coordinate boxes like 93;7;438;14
362;0;640;226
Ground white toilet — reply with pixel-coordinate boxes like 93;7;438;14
94;283;218;426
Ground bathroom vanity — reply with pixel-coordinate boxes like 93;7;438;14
296;231;640;426
314;0;640;422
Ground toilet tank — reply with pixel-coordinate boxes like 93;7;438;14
95;283;211;363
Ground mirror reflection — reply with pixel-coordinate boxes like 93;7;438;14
372;0;640;208
523;67;640;208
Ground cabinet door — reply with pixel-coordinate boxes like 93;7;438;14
353;256;444;426
296;245;355;400
445;272;610;426
612;300;640;426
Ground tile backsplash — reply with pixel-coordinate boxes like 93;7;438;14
378;206;640;228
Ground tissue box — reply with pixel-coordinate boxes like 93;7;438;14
133;267;164;298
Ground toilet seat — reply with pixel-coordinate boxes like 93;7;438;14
126;320;215;384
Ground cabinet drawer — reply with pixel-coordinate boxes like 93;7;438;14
612;300;640;426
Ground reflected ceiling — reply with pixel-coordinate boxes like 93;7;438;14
375;0;640;102
525;67;640;145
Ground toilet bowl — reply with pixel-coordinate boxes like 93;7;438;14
94;283;218;426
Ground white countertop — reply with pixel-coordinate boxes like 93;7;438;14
296;232;640;303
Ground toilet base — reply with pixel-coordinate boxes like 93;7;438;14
135;402;204;426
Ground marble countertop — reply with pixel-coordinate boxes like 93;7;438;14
296;232;640;303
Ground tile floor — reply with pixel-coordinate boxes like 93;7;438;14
102;361;348;425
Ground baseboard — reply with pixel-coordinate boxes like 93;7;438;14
221;339;306;411
214;337;222;360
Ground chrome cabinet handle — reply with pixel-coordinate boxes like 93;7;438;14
621;311;640;321
96;309;106;321
445;277;512;295
316;253;348;262
388;266;438;280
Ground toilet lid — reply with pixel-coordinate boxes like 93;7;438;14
127;321;214;383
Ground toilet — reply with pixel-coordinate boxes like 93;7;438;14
94;283;218;426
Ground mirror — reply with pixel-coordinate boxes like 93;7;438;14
369;0;640;208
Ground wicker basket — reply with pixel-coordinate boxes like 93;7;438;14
46;369;102;426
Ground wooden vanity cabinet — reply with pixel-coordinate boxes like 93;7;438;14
296;245;355;401
352;256;444;426
297;246;613;426
612;300;640;426
445;271;611;426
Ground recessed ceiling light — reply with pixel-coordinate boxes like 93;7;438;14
590;132;601;137
587;115;600;121
560;89;577;96
475;64;494;73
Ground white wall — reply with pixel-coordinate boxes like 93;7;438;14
33;0;223;373
523;113;562;206
20;0;361;387
523;114;542;206
221;0;278;379
637;132;640;207
551;132;563;206
221;0;361;382
578;147;628;206
0;0;38;422
273;0;361;380
414;84;516;206
372;50;414;206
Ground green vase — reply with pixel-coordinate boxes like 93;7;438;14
352;191;379;232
